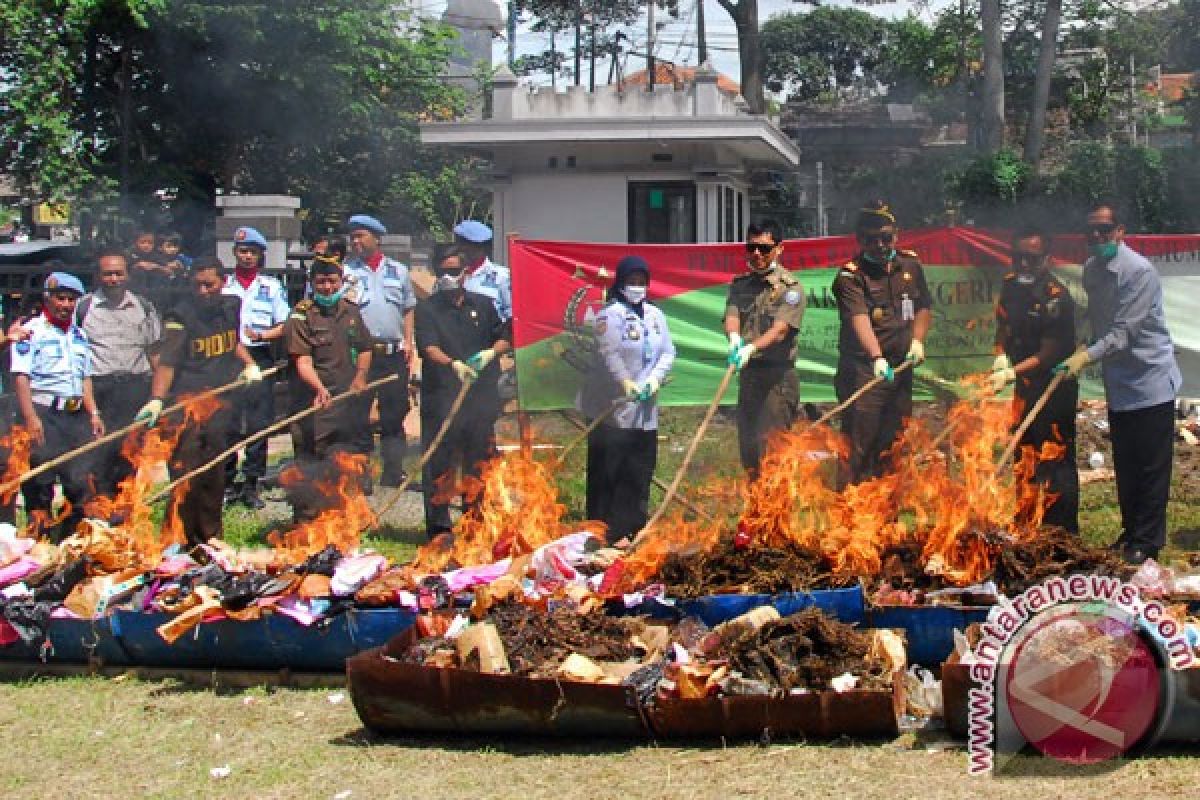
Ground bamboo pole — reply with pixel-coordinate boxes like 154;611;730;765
556;403;618;464
0;366;285;494
809;360;914;428
632;363;735;545
995;372;1065;473
370;377;474;522
147;374;398;504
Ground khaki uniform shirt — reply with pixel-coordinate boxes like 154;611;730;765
284;298;373;394
725;263;806;365
833;250;932;362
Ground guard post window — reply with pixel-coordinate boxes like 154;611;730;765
628;181;697;244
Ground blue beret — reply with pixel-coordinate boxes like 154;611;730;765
233;226;268;249
347;214;387;236
453;219;493;243
44;271;85;295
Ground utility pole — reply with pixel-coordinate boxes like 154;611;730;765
697;0;707;65
574;0;582;86
1129;54;1138;144
589;11;597;91
816;161;827;238
647;1;656;90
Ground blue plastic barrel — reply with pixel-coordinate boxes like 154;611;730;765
0;617;131;665
612;586;866;627
868;605;993;667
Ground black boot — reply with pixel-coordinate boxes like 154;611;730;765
379;436;407;487
240;478;266;510
223;481;243;507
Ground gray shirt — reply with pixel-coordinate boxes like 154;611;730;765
79;290;161;376
1083;243;1181;412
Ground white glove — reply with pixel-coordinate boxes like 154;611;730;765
730;343;757;370
466;348;496;371
240;364;264;383
991;353;1011;373
988;367;1016;394
727;332;742;361
621;379;641;400
872;358;894;382
135;398;164;429
451;360;478;383
906;339;925;365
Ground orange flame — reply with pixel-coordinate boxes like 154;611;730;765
0;425;34;505
412;451;585;573
267;451;372;559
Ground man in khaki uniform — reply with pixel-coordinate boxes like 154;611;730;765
832;202;933;483
724;220;806;476
283;257;374;521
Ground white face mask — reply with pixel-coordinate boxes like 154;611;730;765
435;272;465;293
621;285;647;304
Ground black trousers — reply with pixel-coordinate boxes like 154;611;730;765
421;399;496;537
354;351;411;480
836;357;913;484
1013;376;1079;533
736;365;799;476
586;425;657;544
91;373;151;497
288;392;363;522
169;405;233;546
1110;400;1174;554
224;347;275;484
22;405;95;541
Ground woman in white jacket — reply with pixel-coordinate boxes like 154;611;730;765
580;255;676;544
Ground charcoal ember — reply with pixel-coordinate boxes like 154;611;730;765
718;608;888;692
658;535;849;598
992;526;1132;595
487;601;643;677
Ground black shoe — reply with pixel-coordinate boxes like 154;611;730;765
360;474;374;496
1108;533;1129;552
240;480;266;511
223;483;243;507
379;470;407;488
406;479;423;493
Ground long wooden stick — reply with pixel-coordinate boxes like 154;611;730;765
810;360;914;428
147;374;399;504
995;372;1065;473
633;363;735;545
370;377;474;521
556;403;619;464
0;366;285;493
557;408;711;521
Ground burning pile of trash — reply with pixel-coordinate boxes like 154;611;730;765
396;602;904;700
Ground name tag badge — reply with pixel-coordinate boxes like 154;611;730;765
901;294;914;322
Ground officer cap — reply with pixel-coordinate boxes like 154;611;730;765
347;214;387;236
234;226;268;250
453;219;493;243
44;271;85;296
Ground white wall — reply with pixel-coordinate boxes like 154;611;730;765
502;173;635;243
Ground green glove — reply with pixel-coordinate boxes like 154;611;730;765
731;343;757;370
451;360;478;383
637;377;660;402
906;339;925;365
988;367;1016;394
872;358;894;382
1053;349;1090;379
135;398;164;429
466;348;496;371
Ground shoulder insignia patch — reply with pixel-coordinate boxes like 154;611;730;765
595;316;607;334
842;261;858;272
784;289;801;306
15;341;30;355
165;320;185;330
898;248;919;258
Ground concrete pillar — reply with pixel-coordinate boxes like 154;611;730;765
214;194;302;272
491;65;519;121
694;61;721;117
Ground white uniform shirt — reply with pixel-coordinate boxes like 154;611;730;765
343;255;416;342
463;257;512;322
9;314;92;396
580;299;675;431
223;272;290;348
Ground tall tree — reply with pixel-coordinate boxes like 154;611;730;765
1022;0;1062;165
760;7;888;103
716;0;766;112
980;0;1005;151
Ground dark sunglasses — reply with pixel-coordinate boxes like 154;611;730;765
745;242;777;255
1087;223;1117;235
1013;252;1046;265
859;232;896;244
